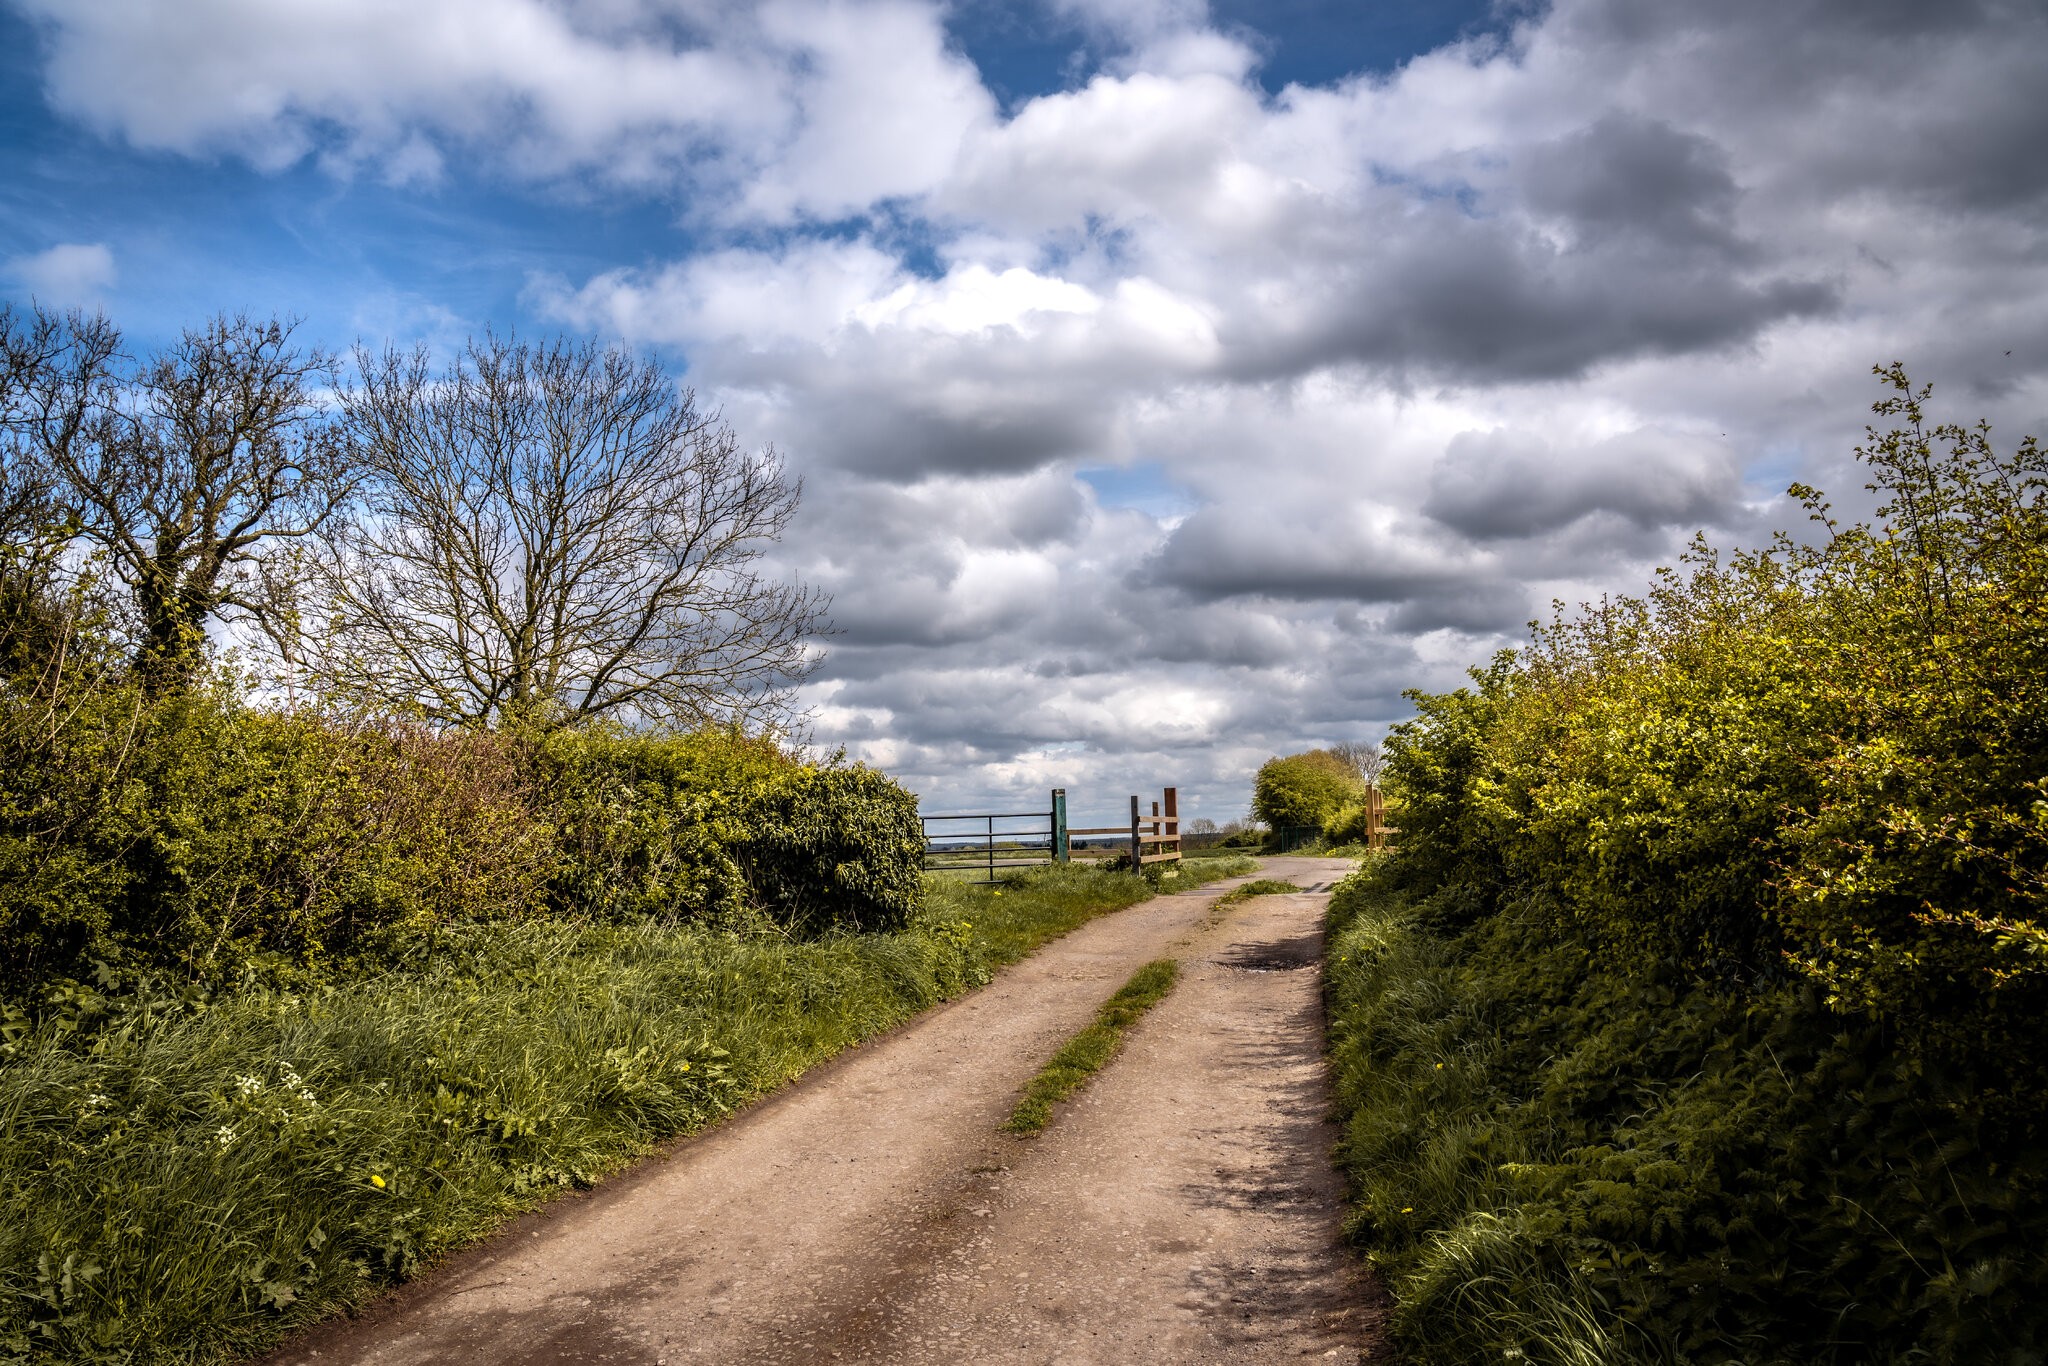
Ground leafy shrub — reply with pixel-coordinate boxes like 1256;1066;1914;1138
1252;749;1362;832
729;763;926;933
1327;866;2048;1365
0;681;558;985
1;686;926;992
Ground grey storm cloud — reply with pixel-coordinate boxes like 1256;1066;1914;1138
1386;582;1534;635
1557;0;2048;210
1140;508;1534;632
1424;428;1745;541
1518;114;1745;255
1143;508;1450;605
1230;192;1836;386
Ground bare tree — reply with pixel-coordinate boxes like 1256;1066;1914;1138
1330;740;1385;789
309;334;828;729
0;308;123;682
36;314;350;691
0;306;120;560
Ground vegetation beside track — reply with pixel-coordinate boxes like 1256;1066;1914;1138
0;860;1239;1365
1324;372;2048;1364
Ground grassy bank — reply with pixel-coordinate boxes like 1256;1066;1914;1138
0;858;1248;1365
1325;859;2047;1365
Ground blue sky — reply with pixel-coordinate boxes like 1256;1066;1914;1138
3;0;2044;823
0;2;1501;352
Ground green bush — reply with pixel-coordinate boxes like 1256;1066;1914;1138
730;763;927;933
539;727;925;935
1251;749;1362;832
1327;866;2048;1365
0;681;553;986
1;685;927;992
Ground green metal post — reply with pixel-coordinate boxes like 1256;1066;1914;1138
1052;788;1069;863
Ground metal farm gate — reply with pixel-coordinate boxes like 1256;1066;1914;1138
920;787;1183;883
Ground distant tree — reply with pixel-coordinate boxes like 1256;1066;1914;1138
1253;749;1364;832
1188;816;1218;835
0;309;131;685
1330;739;1385;789
309;334;828;729
33;313;350;692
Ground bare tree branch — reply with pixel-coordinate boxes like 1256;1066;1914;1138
32;312;351;690
306;333;829;729
1330;740;1385;789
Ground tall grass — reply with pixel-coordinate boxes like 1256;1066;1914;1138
925;856;1256;963
1324;867;1667;1366
1213;877;1303;907
0;860;1230;1365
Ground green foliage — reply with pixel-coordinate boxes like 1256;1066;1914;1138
1335;368;2048;1362
536;727;924;934
0;863;1159;1364
1252;749;1363;832
0;679;927;991
731;763;927;933
1214;876;1301;907
1003;957;1179;1135
1326;867;2046;1365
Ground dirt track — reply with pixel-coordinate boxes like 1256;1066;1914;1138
269;857;1384;1364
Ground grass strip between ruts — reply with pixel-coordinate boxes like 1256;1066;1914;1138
1002;957;1180;1136
1212;877;1303;908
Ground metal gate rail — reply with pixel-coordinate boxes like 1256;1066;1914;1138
921;787;1181;882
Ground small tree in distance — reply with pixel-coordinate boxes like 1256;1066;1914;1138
1252;749;1363;832
303;334;828;730
1329;739;1384;789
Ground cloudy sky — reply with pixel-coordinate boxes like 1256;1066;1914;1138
3;0;2044;826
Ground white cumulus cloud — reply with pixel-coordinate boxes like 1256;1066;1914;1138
6;242;116;305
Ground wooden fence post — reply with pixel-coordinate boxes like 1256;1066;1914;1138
1129;794;1142;874
1164;786;1178;860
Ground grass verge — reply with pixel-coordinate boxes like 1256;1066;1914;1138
1322;865;1661;1366
1324;858;2048;1365
1002;958;1180;1136
0;862;1184;1365
1213;876;1302;908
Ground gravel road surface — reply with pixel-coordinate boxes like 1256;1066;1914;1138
269;856;1384;1364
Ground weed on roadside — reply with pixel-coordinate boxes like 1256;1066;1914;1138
1214;877;1301;908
